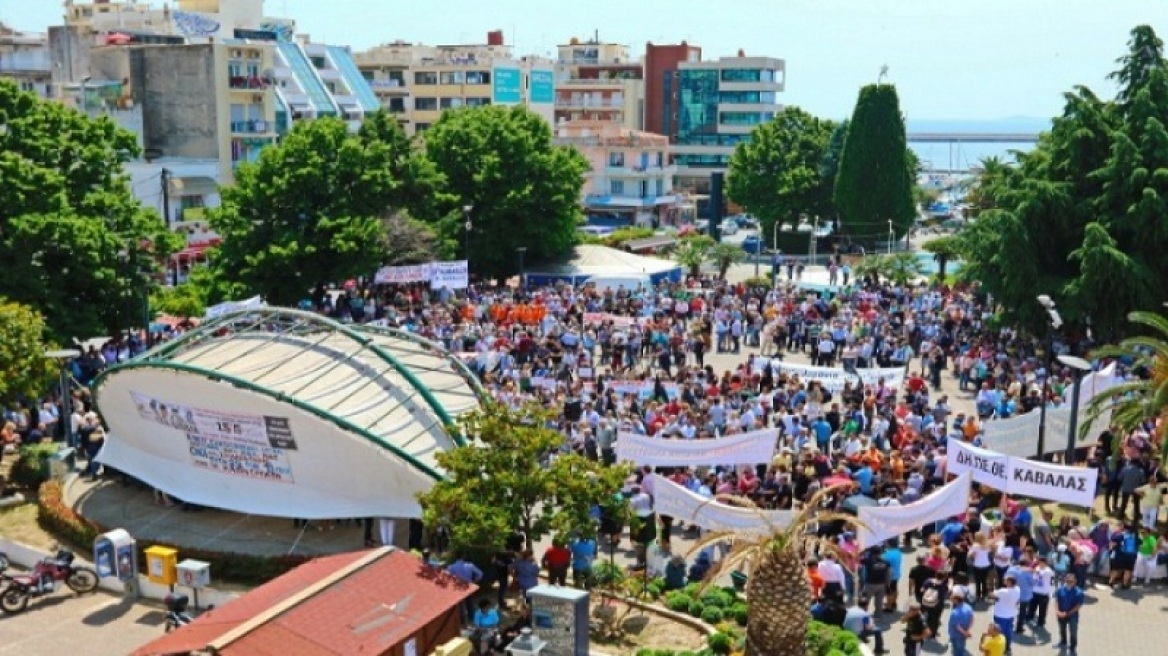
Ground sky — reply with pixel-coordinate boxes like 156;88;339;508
2;0;1163;121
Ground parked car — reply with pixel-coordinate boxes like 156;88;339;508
733;214;759;229
694;219;710;234
741;235;763;254
719;219;738;236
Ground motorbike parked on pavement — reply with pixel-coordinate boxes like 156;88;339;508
164;593;194;632
0;549;99;614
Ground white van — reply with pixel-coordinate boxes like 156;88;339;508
586;274;653;294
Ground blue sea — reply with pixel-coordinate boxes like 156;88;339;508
905;117;1049;172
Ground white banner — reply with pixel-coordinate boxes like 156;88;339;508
648;474;793;537
1006;458;1098;508
429;260;469;290
615;428;778;467
858;473;972;548
374;263;431;285
204;295;263;319
948;439;1097;507
750;361;906;393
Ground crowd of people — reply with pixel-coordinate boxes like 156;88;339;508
5;263;1167;655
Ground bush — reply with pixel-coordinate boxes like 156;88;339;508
730;602;748;626
646;577;666;598
10;443;59;488
707;631;733;655
806;620;863;656
36;481;309;586
687;599;705;617
741;275;773;289
593;561;626;588
664;591;692;612
700;606;724;624
700;588;735;609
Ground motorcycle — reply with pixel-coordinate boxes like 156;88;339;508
0;549;99;614
164;593;193;633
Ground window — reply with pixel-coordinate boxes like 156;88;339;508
719;90;774;104
720;69;764;82
414;71;438;85
677;69;720;143
465;71;490;85
656;179;665;196
440;97;464;109
415;123;431;133
720;111;772;126
655;152;663;167
310;56;327;69
440;71;465;85
387;97;406;113
610;180;625;195
180;195;206;210
414;97;438;111
465;97;491;107
608;152;625;167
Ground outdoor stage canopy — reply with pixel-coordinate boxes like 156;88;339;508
92;308;485;520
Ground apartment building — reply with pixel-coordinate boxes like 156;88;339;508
553;38;643;130
644;41;702;136
555;120;678;227
0;23;53;99
353;31;556;136
665;53;785;191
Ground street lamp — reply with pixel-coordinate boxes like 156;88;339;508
887;220;894;254
516;247;527;293
462;204;473;269
118;249;150;332
1058;354;1093;465
1034;294;1063;459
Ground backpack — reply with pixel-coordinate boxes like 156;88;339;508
921;585;941;608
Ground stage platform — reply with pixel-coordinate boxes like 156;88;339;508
67;476;408;557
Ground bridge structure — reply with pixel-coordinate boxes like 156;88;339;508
907;132;1040;143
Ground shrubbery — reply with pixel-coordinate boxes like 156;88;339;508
10;443;60;488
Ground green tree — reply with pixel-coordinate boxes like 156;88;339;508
211;114;441;306
726;107;837;239
381;212;453;265
0;80;178;341
673;235;713;279
921;235;963;281
423;106;589;279
833;84;916;242
0;300;56;404
818;120;849;229
418;402;629;556
961;25;1168;339
708;242;747;279
1084;311;1168;459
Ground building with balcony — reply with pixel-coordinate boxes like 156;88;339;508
555;120;679;227
663;53;785;192
352;31;555;136
644;41;702;137
553;37;643;129
0;23;53;99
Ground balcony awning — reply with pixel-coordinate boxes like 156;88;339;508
585;195;650;208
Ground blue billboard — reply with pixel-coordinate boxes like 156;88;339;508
493;67;522;104
529;69;555;104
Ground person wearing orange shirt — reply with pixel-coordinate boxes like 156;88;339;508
807;558;826;600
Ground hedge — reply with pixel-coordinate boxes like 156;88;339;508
36;480;309;586
10;443;60;489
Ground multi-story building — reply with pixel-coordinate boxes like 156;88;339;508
553;37;643;130
353;32;555;136
665;54;785;192
644;41;702;137
555;120;678;227
0;23;53;99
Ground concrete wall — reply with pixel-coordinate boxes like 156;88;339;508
129;45;219;160
48;25;92;93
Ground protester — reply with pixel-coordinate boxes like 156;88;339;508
1054;573;1084;654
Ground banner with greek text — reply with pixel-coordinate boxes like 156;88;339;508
204;295;263;319
374;263;431;285
429;260;469;290
857;473;972;548
648;474;793;537
615;428;778;467
750;361;906;393
948;439;1097;507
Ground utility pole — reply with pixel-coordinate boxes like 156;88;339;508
161;167;172;227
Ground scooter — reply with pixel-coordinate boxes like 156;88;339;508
164;593;194;633
0;549;99;614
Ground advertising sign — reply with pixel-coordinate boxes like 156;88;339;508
529;69;555;103
493;66;522;104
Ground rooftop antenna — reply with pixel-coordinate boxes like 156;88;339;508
878;64;889;84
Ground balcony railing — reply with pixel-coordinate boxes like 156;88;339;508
557;97;624;109
231;119;270;134
228;75;270;90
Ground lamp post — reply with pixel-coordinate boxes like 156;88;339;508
811;216;820;266
1058;354;1093;465
46;349;80;448
462;204;474;269
1035;294;1063;459
516;246;527;293
887;220;894;254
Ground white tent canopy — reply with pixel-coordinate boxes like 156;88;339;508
524;245;682;286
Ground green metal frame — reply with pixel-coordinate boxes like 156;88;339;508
92;360;446;481
356;323;489;402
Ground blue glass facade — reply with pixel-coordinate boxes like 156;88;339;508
676;69;720;142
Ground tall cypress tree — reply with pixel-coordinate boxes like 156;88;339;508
833;84;916;243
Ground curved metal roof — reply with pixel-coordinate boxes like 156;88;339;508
103;308;483;479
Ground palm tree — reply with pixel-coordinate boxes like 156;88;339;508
688;487;857;656
674;236;713;279
852;254;891;285
885;252;926;286
708;242;747;279
1084;310;1168;459
921;235;962;282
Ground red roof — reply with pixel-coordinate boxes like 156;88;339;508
135;548;475;656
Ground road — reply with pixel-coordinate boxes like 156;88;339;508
0;589;166;656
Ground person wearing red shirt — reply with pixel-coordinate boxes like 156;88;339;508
542;542;572;586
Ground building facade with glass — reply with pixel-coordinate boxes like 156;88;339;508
665;56;785;191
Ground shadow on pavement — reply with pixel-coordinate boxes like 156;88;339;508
81;595;137;626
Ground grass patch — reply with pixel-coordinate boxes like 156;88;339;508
0;502;58;551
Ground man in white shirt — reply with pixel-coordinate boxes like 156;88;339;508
990;574;1021;652
1030;556;1056;629
817;553;846;600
